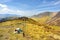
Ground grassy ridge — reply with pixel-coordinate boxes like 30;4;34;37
0;17;60;40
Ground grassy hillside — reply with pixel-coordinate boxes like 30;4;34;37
0;17;60;40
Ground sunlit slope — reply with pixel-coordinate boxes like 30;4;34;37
32;16;50;24
0;19;26;40
32;12;59;26
0;17;60;40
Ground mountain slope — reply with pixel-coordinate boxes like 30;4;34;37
0;17;41;26
31;12;57;24
0;16;60;40
47;12;60;26
32;12;57;18
32;12;60;26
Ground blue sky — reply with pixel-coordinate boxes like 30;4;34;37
0;0;60;16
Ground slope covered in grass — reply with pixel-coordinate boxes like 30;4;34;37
0;17;60;40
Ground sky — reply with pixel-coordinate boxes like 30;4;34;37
0;0;60;16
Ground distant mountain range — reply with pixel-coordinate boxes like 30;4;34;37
0;14;21;18
0;14;21;22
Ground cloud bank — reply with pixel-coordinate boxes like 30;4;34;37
0;4;37;16
0;0;60;16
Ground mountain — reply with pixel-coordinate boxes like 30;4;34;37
32;11;60;26
0;14;21;18
0;14;22;22
0;14;21;20
0;16;41;26
32;12;57;18
47;12;60;26
0;15;60;40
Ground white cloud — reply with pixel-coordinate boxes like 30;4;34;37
0;4;9;13
0;4;8;8
0;4;35;16
37;0;60;8
54;0;60;5
16;10;35;16
0;4;24;14
34;0;60;11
